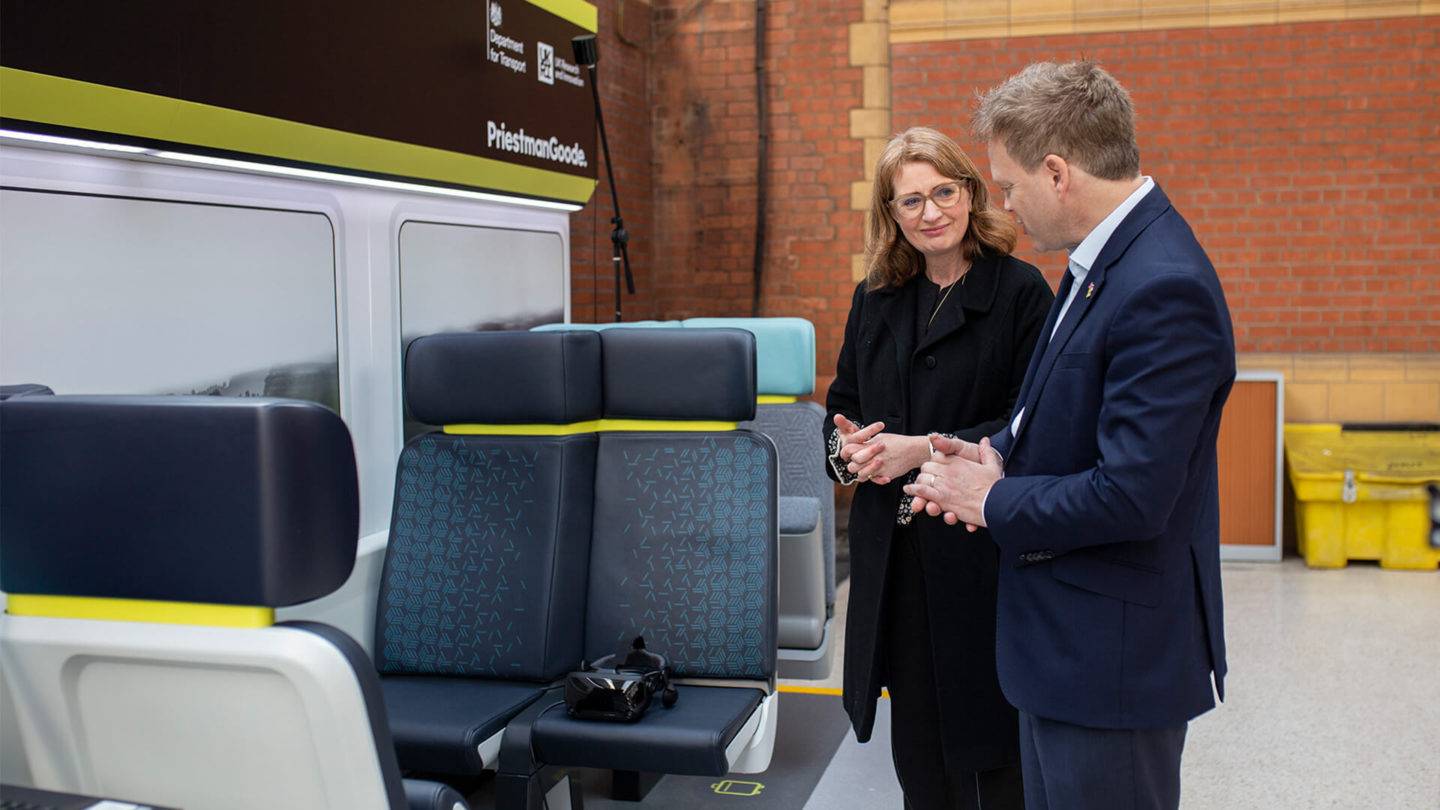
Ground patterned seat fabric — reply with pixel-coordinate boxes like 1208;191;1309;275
376;434;595;678
376;330;601;775
586;432;777;680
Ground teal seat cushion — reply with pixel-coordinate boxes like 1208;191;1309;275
682;317;815;396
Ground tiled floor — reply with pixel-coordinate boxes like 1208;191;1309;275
786;557;1440;809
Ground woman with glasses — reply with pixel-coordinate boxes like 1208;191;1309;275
824;127;1052;810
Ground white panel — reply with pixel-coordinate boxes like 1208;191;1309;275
74;661;328;809
1;617;392;810
0;189;339;407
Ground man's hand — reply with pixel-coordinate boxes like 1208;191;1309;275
906;433;980;525
904;436;1004;530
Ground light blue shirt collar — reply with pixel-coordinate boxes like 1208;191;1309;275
1067;176;1154;278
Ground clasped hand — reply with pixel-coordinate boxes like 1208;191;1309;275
832;414;930;485
902;434;1004;531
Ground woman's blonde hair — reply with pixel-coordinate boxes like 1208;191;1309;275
863;127;1016;290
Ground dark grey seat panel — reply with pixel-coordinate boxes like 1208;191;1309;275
586;431;778;681
531;686;764;776
0;396;358;606
376;434;595;680
381;676;549;775
742;401;835;608
598;328;757;421
405;331;602;426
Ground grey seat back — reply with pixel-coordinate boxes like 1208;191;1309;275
584;328;778;681
743;400;835;608
377;331;601;681
0;396;421;810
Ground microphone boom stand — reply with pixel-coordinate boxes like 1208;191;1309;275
573;34;635;322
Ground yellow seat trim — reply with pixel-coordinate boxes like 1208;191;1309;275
6;595;274;628
445;420;604;436
757;395;798;404
444;419;739;435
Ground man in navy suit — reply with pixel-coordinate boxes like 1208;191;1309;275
904;61;1235;809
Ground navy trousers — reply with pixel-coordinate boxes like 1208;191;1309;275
1017;711;1186;810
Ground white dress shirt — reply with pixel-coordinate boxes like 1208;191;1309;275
982;177;1155;525
1007;177;1154;441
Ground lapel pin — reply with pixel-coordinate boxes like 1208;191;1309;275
1085;282;1096;299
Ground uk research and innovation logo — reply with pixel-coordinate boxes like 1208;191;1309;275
537;42;555;85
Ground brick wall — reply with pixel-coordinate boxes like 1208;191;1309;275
632;0;865;375
571;6;1436;421
568;0;658;324
889;17;1440;355
571;0;869;362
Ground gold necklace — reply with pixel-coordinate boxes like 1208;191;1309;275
927;271;968;330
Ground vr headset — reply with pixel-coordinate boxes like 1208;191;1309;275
565;636;679;723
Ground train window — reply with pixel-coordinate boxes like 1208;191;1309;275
0;189;340;410
397;220;564;436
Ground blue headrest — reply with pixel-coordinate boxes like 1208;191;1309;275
0;397;358;607
682;317;816;396
532;320;682;332
405;331;603;425
599;328;756;421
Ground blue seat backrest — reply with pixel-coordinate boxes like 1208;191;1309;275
376;332;600;680
681;317;815;397
583;328;778;681
535;317;815;399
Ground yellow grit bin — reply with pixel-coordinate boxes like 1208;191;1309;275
1284;424;1440;571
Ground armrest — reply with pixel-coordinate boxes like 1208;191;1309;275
402;778;469;810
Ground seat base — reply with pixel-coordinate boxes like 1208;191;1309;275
529;686;765;777
381;676;550;775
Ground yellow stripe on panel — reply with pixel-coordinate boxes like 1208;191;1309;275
445;420;605;435
778;684;892;699
445;419;741;434
525;0;600;32
600;419;739;432
6;595;274;628
757;395;799;405
0;68;597;204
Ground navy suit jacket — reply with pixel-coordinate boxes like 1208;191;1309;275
986;184;1234;730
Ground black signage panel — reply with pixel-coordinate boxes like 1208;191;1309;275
0;0;598;203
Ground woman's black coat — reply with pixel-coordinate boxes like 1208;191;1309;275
824;251;1053;771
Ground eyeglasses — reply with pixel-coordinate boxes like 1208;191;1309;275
889;181;967;220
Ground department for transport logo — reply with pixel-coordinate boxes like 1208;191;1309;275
537;41;554;85
489;1;502;27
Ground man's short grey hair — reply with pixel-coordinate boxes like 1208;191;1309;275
973;61;1140;181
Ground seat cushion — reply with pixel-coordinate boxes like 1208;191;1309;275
530;685;765;776
778;496;820;536
381;676;549;774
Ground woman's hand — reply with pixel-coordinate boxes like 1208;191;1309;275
834;415;929;485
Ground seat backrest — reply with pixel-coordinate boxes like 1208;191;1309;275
376;331;599;681
697;318;836;611
0;397;409;810
585;328;778;682
537;318;833;609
